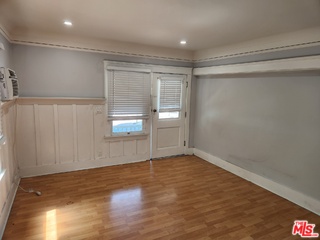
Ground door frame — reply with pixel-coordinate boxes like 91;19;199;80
151;65;192;158
151;73;187;159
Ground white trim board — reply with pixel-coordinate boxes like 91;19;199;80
193;55;320;76
185;148;194;155
193;148;320;216
104;61;193;75
16;97;105;105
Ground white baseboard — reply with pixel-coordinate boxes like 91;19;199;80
185;148;194;155
194;148;320;216
0;174;20;239
19;155;149;177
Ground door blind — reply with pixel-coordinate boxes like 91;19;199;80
159;77;183;112
107;70;151;119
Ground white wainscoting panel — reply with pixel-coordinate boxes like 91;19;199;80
137;139;148;155
38;105;56;166
124;140;136;156
58;105;74;164
0;101;20;239
110;141;123;158
76;105;94;162
16;105;37;167
93;105;107;160
16;98;150;177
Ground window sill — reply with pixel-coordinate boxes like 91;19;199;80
104;133;149;141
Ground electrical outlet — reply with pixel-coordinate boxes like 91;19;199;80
97;151;103;157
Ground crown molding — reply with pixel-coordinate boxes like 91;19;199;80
1;24;193;62
12;39;193;62
7;29;194;62
1;24;320;64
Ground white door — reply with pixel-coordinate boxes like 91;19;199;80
151;74;186;159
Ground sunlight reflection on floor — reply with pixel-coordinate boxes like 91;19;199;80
111;188;142;210
46;209;57;240
111;188;142;203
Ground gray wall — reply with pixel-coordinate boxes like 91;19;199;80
12;44;192;98
193;74;320;200
0;33;12;68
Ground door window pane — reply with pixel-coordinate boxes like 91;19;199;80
159;111;180;119
159;77;183;112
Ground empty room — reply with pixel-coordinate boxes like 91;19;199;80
0;0;320;239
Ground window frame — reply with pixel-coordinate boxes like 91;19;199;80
111;119;145;136
157;75;184;122
104;62;152;137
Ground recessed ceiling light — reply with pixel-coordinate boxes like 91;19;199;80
180;40;187;45
64;21;73;26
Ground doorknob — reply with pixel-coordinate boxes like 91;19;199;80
152;109;157;113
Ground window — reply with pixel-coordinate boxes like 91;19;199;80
112;119;143;133
158;76;183;119
107;69;151;135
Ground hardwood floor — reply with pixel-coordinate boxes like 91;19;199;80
3;155;320;239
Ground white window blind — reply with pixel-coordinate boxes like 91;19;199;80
159;77;183;112
108;70;151;119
